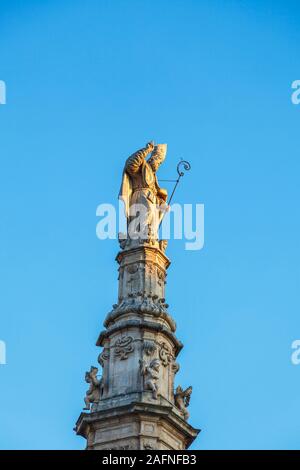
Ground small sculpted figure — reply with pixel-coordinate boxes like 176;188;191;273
140;358;161;399
174;385;192;420
83;366;102;411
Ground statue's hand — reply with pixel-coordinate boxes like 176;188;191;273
146;141;155;152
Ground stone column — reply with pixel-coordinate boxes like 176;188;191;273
75;240;200;450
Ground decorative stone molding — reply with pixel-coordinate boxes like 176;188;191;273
97;319;183;354
76;400;200;450
98;348;110;367
145;262;155;276
112;294;168;315
126;263;139;275
143;340;157;356
117;235;163;252
114;336;134;360
103;295;176;332
116;245;171;270
143;441;155;450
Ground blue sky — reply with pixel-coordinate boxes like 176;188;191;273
0;0;300;450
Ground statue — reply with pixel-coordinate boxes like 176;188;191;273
174;385;192;420
140;358;161;399
119;141;168;243
83;366;102;410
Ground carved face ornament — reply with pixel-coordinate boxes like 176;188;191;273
151;359;161;371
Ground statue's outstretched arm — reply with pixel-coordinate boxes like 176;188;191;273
125;142;154;175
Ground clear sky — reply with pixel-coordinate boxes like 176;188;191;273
1;0;300;450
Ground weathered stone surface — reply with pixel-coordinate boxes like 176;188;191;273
76;399;199;450
95;320;182;402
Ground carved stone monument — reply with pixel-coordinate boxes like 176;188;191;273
75;142;200;450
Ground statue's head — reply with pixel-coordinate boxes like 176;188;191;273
90;366;98;377
148;144;167;173
85;366;98;383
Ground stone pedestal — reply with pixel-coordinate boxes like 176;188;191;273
75;242;200;450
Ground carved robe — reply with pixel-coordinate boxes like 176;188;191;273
119;145;167;240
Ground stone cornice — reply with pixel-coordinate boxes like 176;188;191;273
75;401;200;449
116;245;171;269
